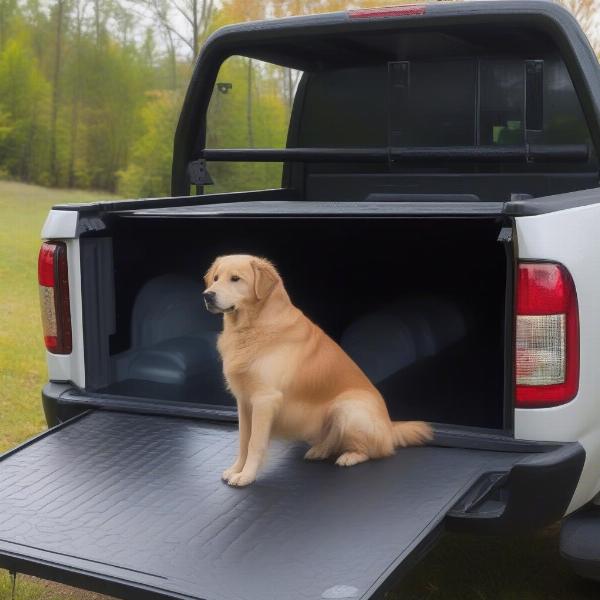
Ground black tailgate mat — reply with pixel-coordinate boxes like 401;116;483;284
0;411;524;600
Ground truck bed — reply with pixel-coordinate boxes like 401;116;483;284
0;410;563;600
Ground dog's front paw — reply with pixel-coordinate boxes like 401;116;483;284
227;471;255;487
222;467;239;481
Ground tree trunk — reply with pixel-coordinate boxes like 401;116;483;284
0;0;16;52
247;58;254;147
94;0;101;45
192;0;199;58
68;6;83;188
0;1;5;52
50;0;65;187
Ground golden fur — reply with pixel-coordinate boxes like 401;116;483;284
203;254;433;487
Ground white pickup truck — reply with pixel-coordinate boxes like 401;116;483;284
2;1;600;598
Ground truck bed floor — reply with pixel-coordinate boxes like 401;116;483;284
0;411;523;600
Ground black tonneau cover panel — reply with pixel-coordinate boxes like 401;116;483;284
0;412;527;600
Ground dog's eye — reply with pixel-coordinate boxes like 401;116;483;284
214;275;219;281
231;275;240;282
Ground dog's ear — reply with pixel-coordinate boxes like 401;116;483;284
204;257;222;287
252;259;278;300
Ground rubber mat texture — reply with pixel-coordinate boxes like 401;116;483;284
0;411;522;600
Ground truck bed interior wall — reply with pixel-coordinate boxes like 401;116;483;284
84;217;508;430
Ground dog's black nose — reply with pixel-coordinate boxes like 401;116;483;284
203;290;216;303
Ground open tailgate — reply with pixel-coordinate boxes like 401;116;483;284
0;411;583;600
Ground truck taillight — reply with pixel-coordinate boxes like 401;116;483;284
38;242;72;354
515;262;579;408
348;4;426;19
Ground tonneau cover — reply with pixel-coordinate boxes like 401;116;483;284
0;411;527;600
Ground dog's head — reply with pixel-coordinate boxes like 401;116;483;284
203;255;279;314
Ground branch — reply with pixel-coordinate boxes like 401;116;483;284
169;0;194;26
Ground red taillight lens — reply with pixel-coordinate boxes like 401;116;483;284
515;262;579;408
38;242;72;354
348;4;426;19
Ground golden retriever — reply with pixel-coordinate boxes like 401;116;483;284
203;254;433;487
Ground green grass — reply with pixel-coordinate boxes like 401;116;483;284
0;180;117;600
0;572;115;600
0;181;115;453
0;180;598;599
394;526;599;600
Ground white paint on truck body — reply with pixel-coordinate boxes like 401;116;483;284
41;208;78;239
40;209;86;388
515;198;600;513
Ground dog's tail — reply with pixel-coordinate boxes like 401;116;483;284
392;421;433;448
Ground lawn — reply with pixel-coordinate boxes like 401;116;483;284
0;180;598;599
0;181;117;600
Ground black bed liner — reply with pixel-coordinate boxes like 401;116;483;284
0;410;581;600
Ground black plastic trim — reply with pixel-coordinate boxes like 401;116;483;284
200;144;589;163
283;72;311;194
499;220;517;433
447;442;585;534
80;238;115;390
51;188;296;213
46;386;559;453
506;186;600;215
60;390;238;423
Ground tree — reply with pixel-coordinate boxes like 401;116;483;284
130;0;214;62
49;0;67;185
0;0;18;52
557;1;598;54
117;89;181;197
0;39;50;182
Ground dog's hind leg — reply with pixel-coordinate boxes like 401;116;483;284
330;394;396;466
304;444;330;460
335;451;369;467
304;411;343;461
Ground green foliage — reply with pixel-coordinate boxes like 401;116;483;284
0;2;159;193
0;0;399;197
118;89;181;197
0;38;50;183
0;0;298;197
206;56;290;193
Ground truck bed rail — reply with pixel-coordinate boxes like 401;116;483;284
200;144;590;163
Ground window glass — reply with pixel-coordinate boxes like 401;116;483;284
206;56;301;193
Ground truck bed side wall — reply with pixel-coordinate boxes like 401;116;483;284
515;197;600;511
40;210;85;388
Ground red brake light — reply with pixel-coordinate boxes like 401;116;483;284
348;4;426;19
515;262;579;408
38;242;72;354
